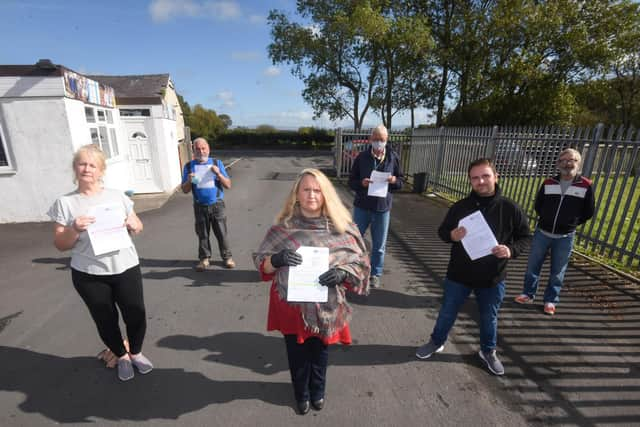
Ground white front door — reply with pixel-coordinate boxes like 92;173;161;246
127;124;160;193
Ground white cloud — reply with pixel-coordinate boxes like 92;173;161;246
149;0;199;22
149;0;241;23
203;1;240;19
231;51;260;61
216;90;235;108
248;14;265;24
263;66;281;77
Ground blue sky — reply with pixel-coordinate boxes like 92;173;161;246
0;0;429;129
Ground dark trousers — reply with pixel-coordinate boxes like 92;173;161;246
71;265;146;357
194;201;232;261
284;335;329;402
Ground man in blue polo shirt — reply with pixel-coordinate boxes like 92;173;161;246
182;137;235;271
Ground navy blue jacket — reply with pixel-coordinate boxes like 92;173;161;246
438;185;531;288
348;147;404;212
535;175;595;234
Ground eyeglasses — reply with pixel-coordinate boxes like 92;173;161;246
559;158;578;164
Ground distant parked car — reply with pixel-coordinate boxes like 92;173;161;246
494;142;537;176
342;138;369;162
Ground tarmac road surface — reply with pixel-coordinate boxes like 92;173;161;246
0;151;638;426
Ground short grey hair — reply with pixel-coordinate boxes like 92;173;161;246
558;148;582;164
193;137;208;146
370;124;388;141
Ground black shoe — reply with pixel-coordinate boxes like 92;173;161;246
296;400;310;415
311;398;325;410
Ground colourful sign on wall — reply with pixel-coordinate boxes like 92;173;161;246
63;71;116;108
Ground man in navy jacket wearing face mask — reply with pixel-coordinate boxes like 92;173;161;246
348;125;404;288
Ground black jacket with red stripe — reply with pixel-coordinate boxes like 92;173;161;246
534;175;595;235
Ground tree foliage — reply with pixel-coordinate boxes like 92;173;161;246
189;105;226;141
269;1;383;130
268;0;640;128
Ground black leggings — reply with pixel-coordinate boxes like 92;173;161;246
71;265;146;357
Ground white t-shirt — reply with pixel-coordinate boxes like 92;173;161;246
47;188;140;275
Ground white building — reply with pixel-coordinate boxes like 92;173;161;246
0;59;184;223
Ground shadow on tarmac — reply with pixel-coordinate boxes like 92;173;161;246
157;332;463;376
349;288;441;310
31;257;261;287
0;346;291;423
31;257;71;270
378;193;640;426
142;266;259;287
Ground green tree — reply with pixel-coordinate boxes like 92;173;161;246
256;124;277;133
268;1;378;130
218;114;233;129
441;0;633;126
353;1;433;129
176;93;191;127
189;104;225;141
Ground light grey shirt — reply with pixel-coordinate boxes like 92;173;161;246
47;188;139;275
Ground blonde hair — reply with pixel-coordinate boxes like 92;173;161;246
73;144;106;182
276;168;353;233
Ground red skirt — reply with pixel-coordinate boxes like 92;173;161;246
267;282;352;345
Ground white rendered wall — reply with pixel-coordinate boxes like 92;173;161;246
64;98;131;191
0;98;76;222
119;104;181;193
0;76;64;98
144;117;181;192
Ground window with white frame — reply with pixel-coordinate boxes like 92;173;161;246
85;106;119;158
0;118;13;170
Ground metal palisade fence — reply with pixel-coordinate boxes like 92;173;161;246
334;124;640;272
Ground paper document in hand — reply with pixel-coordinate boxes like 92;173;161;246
287;246;329;302
458;210;498;260
194;164;216;188
367;171;391;198
87;204;133;256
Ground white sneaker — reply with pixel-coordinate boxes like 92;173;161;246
130;353;153;374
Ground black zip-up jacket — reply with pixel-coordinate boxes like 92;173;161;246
438;185;531;288
348;147;404;212
535;174;595;234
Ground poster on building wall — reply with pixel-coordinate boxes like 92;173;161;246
63;71;116;108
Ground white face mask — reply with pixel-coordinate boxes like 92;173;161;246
371;140;386;151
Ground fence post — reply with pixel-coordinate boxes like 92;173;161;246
582;123;603;177
485;125;499;159
335;127;343;178
435;126;446;184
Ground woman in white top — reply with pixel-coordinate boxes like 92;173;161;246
48;144;152;381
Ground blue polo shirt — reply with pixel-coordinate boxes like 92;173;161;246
182;158;228;206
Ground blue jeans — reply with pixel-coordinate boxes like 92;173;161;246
353;206;390;277
431;278;505;354
522;228;574;304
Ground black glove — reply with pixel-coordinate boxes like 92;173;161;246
318;268;348;288
270;249;303;268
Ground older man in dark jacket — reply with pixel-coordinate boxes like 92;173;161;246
416;158;531;376
348;125;403;288
515;148;595;315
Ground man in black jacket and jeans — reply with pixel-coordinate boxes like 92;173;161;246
416;158;531;375
348;125;403;288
